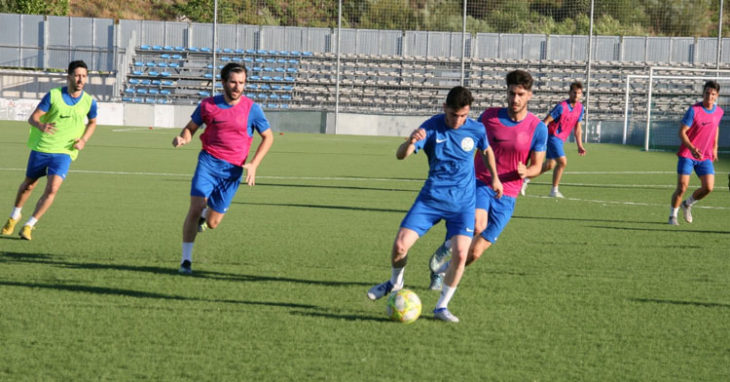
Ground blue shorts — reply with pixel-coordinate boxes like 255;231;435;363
546;135;565;160
676;157;714;176
190;150;243;214
25;151;72;180
476;180;516;244
400;197;475;239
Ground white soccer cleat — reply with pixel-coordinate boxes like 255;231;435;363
433;307;459;323
428;271;444;291
668;216;679;226
680;201;693;223
367;280;402;301
549;190;564;198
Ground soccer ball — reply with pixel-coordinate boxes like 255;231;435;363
386;289;422;324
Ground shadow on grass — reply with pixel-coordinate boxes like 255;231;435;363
290;310;391;322
0;251;373;287
513;215;665;225
587;225;730;235
234;201;408;214
629;297;730;309
255;182;418;193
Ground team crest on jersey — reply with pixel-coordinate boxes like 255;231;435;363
460;137;474;151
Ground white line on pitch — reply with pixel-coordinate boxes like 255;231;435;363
524;194;730;210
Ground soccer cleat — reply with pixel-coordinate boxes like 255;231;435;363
680;201;693;223
178;260;192;275
1;217;19;235
520;178;530;196
197;217;208;232
429;242;452;273
433;307;459;323
428;271;444;291
549;190;564;198
366;280;402;301
19;225;33;240
668;216;679;226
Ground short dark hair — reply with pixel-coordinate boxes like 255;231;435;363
67;60;88;74
220;63;247;82
506;70;533;91
704;80;720;93
570;81;583;92
444;86;474;109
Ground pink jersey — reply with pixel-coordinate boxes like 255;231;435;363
548;100;583;141
476;108;542;198
678;103;724;161
199;96;255;167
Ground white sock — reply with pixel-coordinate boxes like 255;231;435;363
435;285;457;309
10;207;21;220
182;242;193;264
551;186;559;193
685;196;696;206
390;267;404;286
670;207;679;217
25;216;38;227
524;178;531;184
201;207;209;219
443;240;452;250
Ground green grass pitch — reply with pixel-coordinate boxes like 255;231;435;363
1;121;729;380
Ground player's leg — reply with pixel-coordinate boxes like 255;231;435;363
670;158;692;225
369;200;436;300
681;161;715;223
434;234;472;323
2;177;39;235
547;137;566;197
19;153;71;240
549;156;568;197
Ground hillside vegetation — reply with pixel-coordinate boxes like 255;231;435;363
1;0;727;37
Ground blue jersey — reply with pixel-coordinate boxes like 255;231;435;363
413;114;488;211
38;87;98;119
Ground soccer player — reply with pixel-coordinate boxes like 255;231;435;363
428;70;547;322
521;81;585;198
172;62;274;274
1;60;98;240
366;86;503;322
668;80;723;225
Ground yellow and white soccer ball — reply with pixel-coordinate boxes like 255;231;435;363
386;289;422;324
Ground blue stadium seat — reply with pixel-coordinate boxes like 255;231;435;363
145;98;156;104
122;96;133;102
288;59;299;65
245;49;255;55
262;76;272;81
269;94;280;100
256;49;267;55
252;66;262;72
271;84;281;90
146;62;156;67
263;67;274;72
161;53;170;59
149;89;159;95
148;71;159;76
141;79;151;85
267;103;278;108
201;47;211;53
168;63;179;69
132;97;143;103
281;94;292;100
232;57;242;62
277;58;287;64
160;89;171;95
284;76;295;82
133;70;144;76
302;51;313;56
172;54;183;60
204;73;213;79
243;57;253;63
163;45;173;51
134;61;144;67
273;76;283;81
280;103;289;109
124;88;135;94
198;91;210;97
156;98;168;104
162;80;174;86
152;45;162;51
151;79;161;85
282;85;293;91
235;49;244;54
223;48;233;53
246;93;256;99
140;44;151;50
250;75;261;81
291;50;300;56
275;67;285;73
188;47;200;52
286;68;298;73
265;58;276;63
175;46;185;52
246;84;258;89
137;88;148;95
161;72;171;77
254;58;264;63
157;62;168;68
128;78;140;85
220;56;231;62
260;84;271;90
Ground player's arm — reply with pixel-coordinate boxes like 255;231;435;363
542;115;555;125
519;151;546;179
713;125;719;161
242;128;274;186
27;107;56;135
480;146;503;198
574;122;586;156
678;124;701;159
73;118;97;150
172;120;200;147
396;128;425;160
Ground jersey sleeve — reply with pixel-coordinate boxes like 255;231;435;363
577;107;585;123
477;123;488;151
37;92;52;112
549;103;563;121
87;99;98;119
248;103;271;136
680;106;694;127
412;120;431;153
191;104;204;126
531;121;548;152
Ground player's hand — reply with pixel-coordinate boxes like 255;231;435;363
690;147;702;159
578;146;586;156
73;138;87;150
172;136;186;147
409;128;426;144
516;161;527;178
492;178;504;199
38;122;56;134
242;163;257;186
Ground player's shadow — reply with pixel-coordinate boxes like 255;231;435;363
255;182;418;193
289;310;391;322
234;201;408;214
513;215;678;225
629;297;730;309
0;279;323;310
0;251;373;287
587;225;730;235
